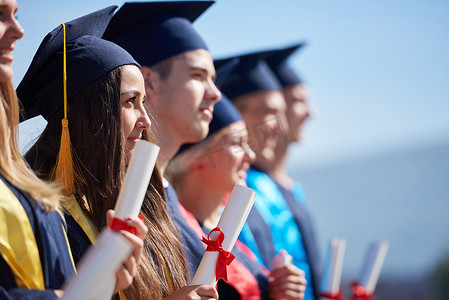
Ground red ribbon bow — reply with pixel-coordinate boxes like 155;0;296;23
201;227;235;281
109;214;145;235
320;289;345;300
351;282;373;300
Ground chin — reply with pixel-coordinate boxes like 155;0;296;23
0;68;13;82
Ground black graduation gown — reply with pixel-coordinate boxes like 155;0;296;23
0;176;75;299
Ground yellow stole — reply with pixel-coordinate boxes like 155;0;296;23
60;195;131;300
0;180;45;290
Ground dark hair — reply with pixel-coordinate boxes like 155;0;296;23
25;66;188;298
151;52;186;80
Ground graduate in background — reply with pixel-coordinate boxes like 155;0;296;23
265;43;321;298
167;95;308;299
18;6;198;299
103;0;222;288
0;0;76;298
216;49;318;300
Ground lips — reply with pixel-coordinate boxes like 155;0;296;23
127;135;142;143
199;107;214;121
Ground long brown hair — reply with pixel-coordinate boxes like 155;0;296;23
0;80;60;210
25;66;188;298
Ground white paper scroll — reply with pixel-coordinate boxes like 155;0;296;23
320;238;346;297
114;140;160;219
191;184;255;285
61;230;132;300
272;250;293;269
357;240;389;293
95;140;159;299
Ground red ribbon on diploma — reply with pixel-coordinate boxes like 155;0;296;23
201;227;235;281
351;282;373;300
320;290;345;300
109;214;145;235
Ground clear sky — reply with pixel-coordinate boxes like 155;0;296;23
16;0;449;168
14;0;449;282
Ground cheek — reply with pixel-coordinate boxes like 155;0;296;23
121;110;135;135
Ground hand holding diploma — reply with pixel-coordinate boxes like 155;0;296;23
269;250;307;300
320;238;346;300
191;184;255;286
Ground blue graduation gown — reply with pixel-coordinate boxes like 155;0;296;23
241;167;319;300
0;176;75;299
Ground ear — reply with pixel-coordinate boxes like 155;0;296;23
141;66;157;95
189;159;204;171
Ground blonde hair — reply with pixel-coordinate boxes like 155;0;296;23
0;80;60;210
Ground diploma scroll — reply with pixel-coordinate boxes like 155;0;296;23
320;238;346;298
191;184;255;286
99;140;159;299
61;230;132;300
357;240;389;293
114;140;160;219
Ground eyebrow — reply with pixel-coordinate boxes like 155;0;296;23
121;89;142;96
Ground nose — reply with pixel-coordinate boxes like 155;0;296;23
243;142;256;163
137;106;151;130
205;79;221;104
7;16;25;41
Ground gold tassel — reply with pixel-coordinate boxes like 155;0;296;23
55;23;74;195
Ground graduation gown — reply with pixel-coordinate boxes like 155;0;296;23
0;176;75;299
241;166;319;300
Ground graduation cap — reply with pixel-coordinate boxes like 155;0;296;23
16;6;140;194
17;5;139;121
214;50;282;101
265;42;306;87
103;1;214;67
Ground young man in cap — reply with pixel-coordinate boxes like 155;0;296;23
103;0;221;279
265;43;320;300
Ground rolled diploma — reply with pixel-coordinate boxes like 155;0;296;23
191;184;255;285
114;140;160;219
358;241;389;293
320;238;346;295
61;230;132;300
95;140;159;299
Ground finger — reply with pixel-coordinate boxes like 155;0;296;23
106;209;116;227
195;285;218;298
119;230;144;261
125;216;148;239
122;255;137;277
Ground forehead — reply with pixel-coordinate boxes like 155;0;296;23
120;65;144;88
175;49;215;73
241;90;286;112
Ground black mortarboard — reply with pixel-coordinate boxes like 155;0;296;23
17;6;140;121
214;50;282;100
103;1;214;67
265;42;306;87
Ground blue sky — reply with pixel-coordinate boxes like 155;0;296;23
16;0;449;168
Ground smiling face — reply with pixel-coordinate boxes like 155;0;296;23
0;0;24;82
120;65;151;164
194;121;255;192
147;49;221;145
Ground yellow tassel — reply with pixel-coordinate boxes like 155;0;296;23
56;119;74;194
55;23;74;195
